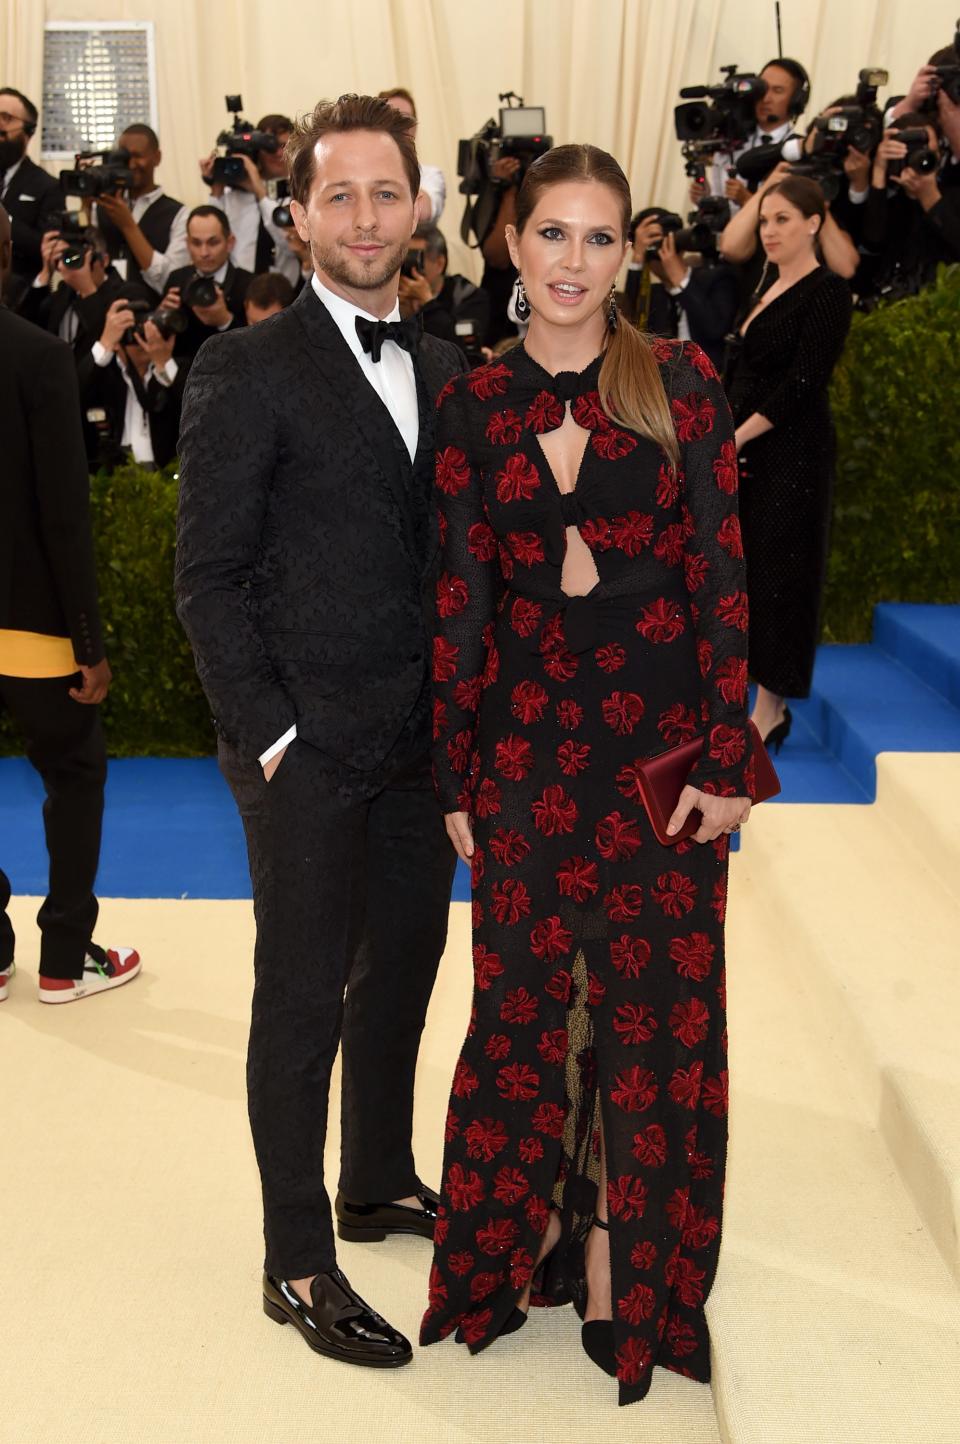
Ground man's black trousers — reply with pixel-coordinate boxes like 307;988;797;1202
0;674;106;978
219;725;456;1279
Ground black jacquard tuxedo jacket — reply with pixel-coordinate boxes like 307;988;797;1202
175;281;465;766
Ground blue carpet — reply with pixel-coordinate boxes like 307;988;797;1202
3;605;957;902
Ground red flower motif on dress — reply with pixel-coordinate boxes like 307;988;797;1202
432;696;447;741
651;336;678;363
486;407;523;445
466;361;512;399
653;522;687;567
498;989;538;1028
525;390;564;433
469;1271;501;1302
610;934;652;977
518;1136;545;1164
604;883;644;921
618;1281;657;1324
452;1057;480;1099
611;510;653;555
592;427;638;460
684;341;717;378
712;438;739;493
653;871;698;918
613;1000;658;1045
536;1028;568;1066
556;698;583;729
716;513;743;557
702;1070;729;1116
673;1255;707;1307
525;1194;550;1233
495;451;541;503
595;810;643;860
708;723;746;767
615;1335;653;1385
668;1061;704;1109
484;1033;511;1060
436;572;469;618
631;1122;668;1166
448;1249;474;1277
531;1101;566;1136
494;734;534;781
544;969;573;1003
446;730;471;774
452;674;482;713
670;997;711;1046
712;876;728;923
445;1106;460;1142
507;531;546;567
432;635;459;682
667;1316;699;1358
510;1247;534;1289
631;1239;658;1270
657;702;700;745
636;598;686;644
529;915;573;961
556;856;599;902
475;1215;520;1255
570;390;607;431
427;1263;447;1310
656;461;681;508
601;691;645;734
510;596;543;639
671;391;716;442
594;642;626;673
457;1307;493;1344
463;1116;509;1162
556;740;591;777
531;784;578;835
492;1166;530;1205
490;878;532;925
472;942;504;991
717;590;749;630
611;1066;659;1113
683;1203;720;1248
493;1068;539;1097
436;445;471;495
472;777;502;818
488;827;531;867
511;679;549;724
715;655;748;704
684;551;709;591
436;377;456;408
608;1174;649;1221
447;1162;486;1211
466;519;497;561
579;517;614;551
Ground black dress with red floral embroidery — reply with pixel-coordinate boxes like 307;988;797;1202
420;339;752;1406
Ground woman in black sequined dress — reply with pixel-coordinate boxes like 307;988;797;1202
724;175;852;746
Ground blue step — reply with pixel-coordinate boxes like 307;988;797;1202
792;644;960;798
872;603;960;710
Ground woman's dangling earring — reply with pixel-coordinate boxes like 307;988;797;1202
607;284;619;335
515;275;531;322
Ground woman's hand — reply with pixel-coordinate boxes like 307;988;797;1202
444;810;475;863
667;786;751;843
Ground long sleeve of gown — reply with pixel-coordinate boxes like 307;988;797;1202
753;272;852;429
670;345;751;795
431;375;504;812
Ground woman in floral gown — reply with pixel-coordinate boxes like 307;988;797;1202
420;144;753;1406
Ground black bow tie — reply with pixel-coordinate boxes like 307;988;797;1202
355;313;421;363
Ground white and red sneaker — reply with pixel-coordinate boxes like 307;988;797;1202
38;944;141;1004
0;963;13;1002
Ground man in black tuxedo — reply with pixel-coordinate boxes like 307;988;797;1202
0;87;62;305
160;205;251;364
0;204;140;1006
176;95;464;1368
18;224;123;363
93;123;189;295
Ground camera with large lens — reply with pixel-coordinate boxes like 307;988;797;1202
182;275;220;309
120;297;188;347
674;65;768;149
675;196;732;255
211;94;280;185
60;147;133;199
270;178;294;228
928;19;960;107
887;126;939;178
51;210;91;269
457;93;552;196
806;68;887;167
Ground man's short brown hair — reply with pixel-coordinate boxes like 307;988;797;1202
286;94;420;206
378;87;417;117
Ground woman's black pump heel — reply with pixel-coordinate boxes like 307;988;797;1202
581;1218;617;1376
764;705;792;755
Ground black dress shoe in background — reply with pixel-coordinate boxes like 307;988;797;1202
335;1184;439;1243
262;1269;412;1367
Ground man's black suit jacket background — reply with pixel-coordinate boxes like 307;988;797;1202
166;261;252;361
175;282;465;766
17;268;124;364
1;157;63;301
0;307;103;664
76;345;186;472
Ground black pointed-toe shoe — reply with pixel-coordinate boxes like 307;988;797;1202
262;1269;412;1367
335;1185;440;1243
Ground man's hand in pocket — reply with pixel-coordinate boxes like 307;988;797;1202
262;746;288;781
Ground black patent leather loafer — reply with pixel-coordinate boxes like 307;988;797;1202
262;1269;412;1367
335;1184;439;1242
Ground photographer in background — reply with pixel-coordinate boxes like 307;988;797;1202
478;154;523;344
93;124;188;295
80;284;185;471
860;112;960;297
625;207;739;372
19;224;123;362
244;271;295;324
201;112;299;285
379;88;446;222
398;225;490;357
159;205;251;364
0;87;63;304
694;58;809;210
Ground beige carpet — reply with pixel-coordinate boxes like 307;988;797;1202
3;764;959;1444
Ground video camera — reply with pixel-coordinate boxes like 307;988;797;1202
211;95;280;185
457;93;552;246
60;147;133;199
675;66;768;152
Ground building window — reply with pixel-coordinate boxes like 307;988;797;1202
41;21;157;159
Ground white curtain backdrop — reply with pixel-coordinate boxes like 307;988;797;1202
3;0;958;278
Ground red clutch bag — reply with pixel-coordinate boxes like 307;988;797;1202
634;720;781;846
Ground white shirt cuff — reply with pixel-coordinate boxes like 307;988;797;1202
92;340;113;367
258;724;297;767
216;316;234;332
151;357;179;388
848;186;869;205
667;271;692;295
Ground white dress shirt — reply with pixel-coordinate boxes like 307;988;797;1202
258;272;420;767
708;122;796;209
211;187;301;286
89;342;179;465
419;164;446;223
93;186;189;290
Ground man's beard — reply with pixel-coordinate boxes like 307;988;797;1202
311;234;406;292
0;134;26;172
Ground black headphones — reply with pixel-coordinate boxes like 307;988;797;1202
0;89;38;136
761;58;811;119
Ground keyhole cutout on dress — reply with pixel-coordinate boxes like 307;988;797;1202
536;408;600;599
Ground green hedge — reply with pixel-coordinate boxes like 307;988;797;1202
2;272;958;755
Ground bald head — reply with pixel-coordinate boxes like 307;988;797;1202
0;203;11;290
